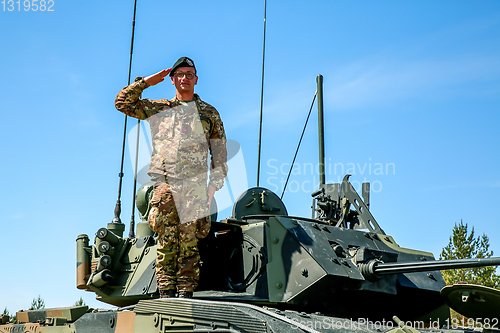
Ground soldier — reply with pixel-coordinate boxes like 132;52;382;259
115;57;228;298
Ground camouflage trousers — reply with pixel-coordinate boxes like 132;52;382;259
148;178;211;293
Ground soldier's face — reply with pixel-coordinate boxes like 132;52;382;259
171;67;198;93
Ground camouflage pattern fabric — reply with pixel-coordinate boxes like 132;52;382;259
148;178;210;292
115;77;227;293
115;77;228;190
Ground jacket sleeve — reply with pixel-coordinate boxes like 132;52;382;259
115;77;155;120
208;112;228;191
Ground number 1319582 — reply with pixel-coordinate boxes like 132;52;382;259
2;0;54;11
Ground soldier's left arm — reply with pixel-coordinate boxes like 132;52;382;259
207;111;228;191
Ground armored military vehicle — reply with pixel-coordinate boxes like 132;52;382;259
2;170;499;333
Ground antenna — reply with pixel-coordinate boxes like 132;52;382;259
256;0;267;187
112;0;139;229
317;74;325;187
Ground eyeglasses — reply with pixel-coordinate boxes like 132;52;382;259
173;71;196;79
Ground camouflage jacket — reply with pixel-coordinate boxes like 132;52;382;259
115;78;228;190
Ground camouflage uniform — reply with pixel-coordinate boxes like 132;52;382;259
115;77;228;293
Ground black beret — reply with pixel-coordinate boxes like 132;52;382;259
170;57;196;76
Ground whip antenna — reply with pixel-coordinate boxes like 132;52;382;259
113;0;139;228
256;0;267;186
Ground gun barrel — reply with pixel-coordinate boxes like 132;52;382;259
373;257;500;275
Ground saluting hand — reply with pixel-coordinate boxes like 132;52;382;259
144;68;172;86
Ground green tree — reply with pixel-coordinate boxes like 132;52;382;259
29;295;45;310
2;307;10;323
440;220;500;288
2;307;16;323
74;297;87;306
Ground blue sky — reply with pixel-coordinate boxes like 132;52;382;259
1;1;500;312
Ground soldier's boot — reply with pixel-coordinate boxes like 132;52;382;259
177;291;193;298
159;289;176;298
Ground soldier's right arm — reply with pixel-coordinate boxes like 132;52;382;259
115;78;154;120
115;69;171;120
